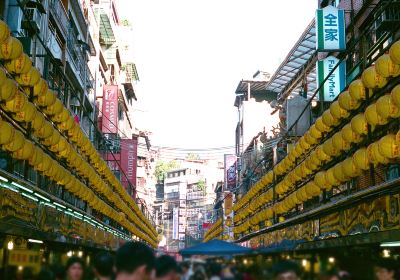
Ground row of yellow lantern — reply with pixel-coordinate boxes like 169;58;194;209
0;19;157;242
204;218;222;241
204;226;223;242
233;40;400;235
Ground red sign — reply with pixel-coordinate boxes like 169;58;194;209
224;154;237;191
101;85;118;133
120;138;138;194
202;222;212;229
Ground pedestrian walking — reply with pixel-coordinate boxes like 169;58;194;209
154;255;180;280
115;241;156;280
65;257;85;280
271;260;301;280
92;252;115;280
375;258;399;280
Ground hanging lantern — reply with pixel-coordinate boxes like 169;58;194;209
365;103;388;126
35;89;56;107
305;181;321;197
3;129;25;152
389;40;400;64
304;131;317;145
0;20;10;43
0;68;5;85
332;162;349;183
34;121;54;139
31;111;45;131
315;116;330;132
351;113;369;135
2;90;27;112
29;146;44;167
361;66;387;89
42;129;61;147
0;78;17;101
367;142;389;165
391;85;400;108
314;171;327;189
341;157;361;178
0;36;23;60
59;116;74;131
341;123;362;144
52;107;70;123
14;101;37;123
32;78;48;97
332;131;350;151
349;79;366;101
4;53;32;74
0;119;14;144
338;90;361;110
323;138;339;157
315;145;331;162
322;110;339;128
378;134;399;159
330;100;349;119
325;168;340;188
375;54;400;78
15;67;40;86
309;124;322;139
299;136;311;151
44;98;63;116
376;94;400;119
352;148;370;170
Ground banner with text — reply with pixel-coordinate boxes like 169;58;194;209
101;85;119;133
224;154;237;191
316;5;345;51
317;56;346;101
120;138;138;193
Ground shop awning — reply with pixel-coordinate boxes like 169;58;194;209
265;19;317;103
234;80;277;107
180;239;253;256
257;239;305;254
97;9;116;45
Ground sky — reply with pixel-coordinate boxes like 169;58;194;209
118;0;316;150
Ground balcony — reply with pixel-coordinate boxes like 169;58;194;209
49;0;69;38
47;31;62;61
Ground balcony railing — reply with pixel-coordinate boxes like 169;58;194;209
49;0;69;38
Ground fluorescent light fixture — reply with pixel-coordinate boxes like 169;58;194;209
0;183;19;193
0;175;8;182
73;211;83;217
12;182;33;193
22;193;38;202
53;202;66;209
64;211;75;217
380;241;400;247
28;239;43;244
68;208;73;212
44;203;56;209
34;193;50;202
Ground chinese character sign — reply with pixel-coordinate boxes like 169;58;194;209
101;85;118;133
173;208;179;240
120;138;138;193
316;5;345;51
317;56;346;101
224;155;237;191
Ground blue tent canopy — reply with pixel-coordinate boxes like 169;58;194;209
180;240;253;256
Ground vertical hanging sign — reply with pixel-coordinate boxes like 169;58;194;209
316;5;345;51
317;56;346;101
102;85;118;133
120;137;138;192
224;155;237;191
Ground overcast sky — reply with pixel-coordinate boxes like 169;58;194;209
118;0;316;150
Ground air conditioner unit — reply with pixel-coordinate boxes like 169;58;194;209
21;8;41;34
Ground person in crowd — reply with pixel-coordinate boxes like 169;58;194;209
221;264;235;280
271;260;301;280
36;268;55;280
154;255;180;280
375;258;399;280
66;257;85;280
208;263;222;280
51;264;65;280
92;252;115;280
115;241;156;280
189;264;208;280
180;262;191;280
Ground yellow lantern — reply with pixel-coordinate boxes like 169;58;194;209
333;162;349;183
391;85;400;108
0;78;17;101
314;171;327;189
35;89;56;107
44;98;63;116
375;54;400;78
322;110;339;128
361;66;387;89
332;131;350;151
2;90;27;112
325;168;339;188
315;116;330;132
341;157;361;178
59;116;74;131
309;124;322;139
31;111;45;131
323;138;339;157
305;181;321;197
299;136;311;150
15;67;40;86
0;20;10;43
338;90;360;110
34;121;53;139
330;100;349;119
376;94;400;120
315;145;331;162
352;148;370;170
378;134;399;159
0;36;23;60
367;142;389;165
365;103;388;126
0;119;15;144
341;123;362;144
389;40;400;64
3;129;25;152
32;78;48;97
12;139;34;160
349;79;366;101
351;113;369;135
4;53;32;74
304;131;317;145
14;101;37;123
52;107;70;123
42;129;61;147
29;146;44;167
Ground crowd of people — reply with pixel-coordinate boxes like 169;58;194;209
31;241;399;280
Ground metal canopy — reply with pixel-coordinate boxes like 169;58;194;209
265;20;317;102
234;80;277;107
98;9;116;45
